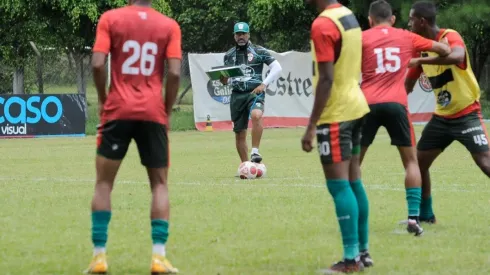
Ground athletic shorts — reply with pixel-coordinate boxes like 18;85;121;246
230;92;265;133
361;102;415;147
316;117;365;165
417;111;490;153
96;120;169;168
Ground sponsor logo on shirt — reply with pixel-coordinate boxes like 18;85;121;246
418;73;433;92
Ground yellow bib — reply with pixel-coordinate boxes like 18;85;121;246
311;6;369;124
421;29;480;116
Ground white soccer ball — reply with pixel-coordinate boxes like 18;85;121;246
237;161;258;179
256;163;267;178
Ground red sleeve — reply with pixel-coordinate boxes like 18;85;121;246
311;18;341;62
409;32;434;52
407;66;423;80
444;31;465;48
165;21;182;60
93;13;111;54
444;31;467;69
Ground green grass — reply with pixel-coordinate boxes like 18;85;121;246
1;126;490;274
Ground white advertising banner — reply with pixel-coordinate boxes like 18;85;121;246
189;51;435;131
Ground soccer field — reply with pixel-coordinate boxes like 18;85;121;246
1;125;489;275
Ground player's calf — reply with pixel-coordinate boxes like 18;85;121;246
234;131;249;162
250;109;264;163
472;151;490;178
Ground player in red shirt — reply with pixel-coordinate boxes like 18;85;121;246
360;0;450;237
85;1;181;274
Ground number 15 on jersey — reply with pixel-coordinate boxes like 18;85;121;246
374;47;401;74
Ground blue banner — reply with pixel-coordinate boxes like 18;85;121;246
0;94;86;138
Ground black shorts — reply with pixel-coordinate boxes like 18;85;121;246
316;117;364;164
230;92;265;133
417;111;490;153
96;120;169;168
361;102;415;147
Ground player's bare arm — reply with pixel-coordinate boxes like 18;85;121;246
91;12;111;119
409;41;451;67
165;58;181;119
163;21;183;119
428;41;451;57
92;53;108;117
302;61;334;153
410;46;464;67
404;64;422;94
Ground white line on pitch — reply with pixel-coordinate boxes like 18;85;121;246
0;176;487;193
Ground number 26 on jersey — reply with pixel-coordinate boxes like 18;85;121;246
374;47;401;74
122;40;158;76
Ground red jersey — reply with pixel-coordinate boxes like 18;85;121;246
361;26;433;106
93;6;182;125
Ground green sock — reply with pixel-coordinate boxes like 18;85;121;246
406;187;422;217
350;179;369;252
326;179;359;260
420;196;434;219
151;219;169;245
92;211;112;248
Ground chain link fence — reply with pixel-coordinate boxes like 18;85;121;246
1;49;489;102
0;50;192;103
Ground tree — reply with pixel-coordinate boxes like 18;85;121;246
436;1;490;83
1;0;171;96
168;0;249;52
349;0;408;30
0;2;46;94
248;0;317;52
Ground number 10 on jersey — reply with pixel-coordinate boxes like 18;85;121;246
122;40;158;76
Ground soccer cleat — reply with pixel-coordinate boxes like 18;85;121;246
321;258;364;274
407;219;424;236
151;254;179;274
420;215;437;224
84;253;108;274
250;152;262;163
360;251;373;268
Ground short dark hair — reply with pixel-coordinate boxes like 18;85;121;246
412;1;437;25
369;0;393;23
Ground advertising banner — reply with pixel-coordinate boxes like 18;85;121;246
0;94;86;138
189;51;435;131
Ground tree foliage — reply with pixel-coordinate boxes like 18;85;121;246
0;1;48;93
248;0;316;52
168;0;248;52
0;0;489;94
0;0;171;94
436;1;490;81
